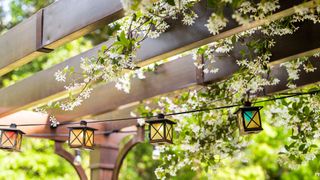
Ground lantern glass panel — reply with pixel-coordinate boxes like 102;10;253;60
166;123;173;141
237;112;244;132
2;131;16;148
150;123;164;140
70;129;84;146
242;110;261;129
85;129;94;147
16;133;22;150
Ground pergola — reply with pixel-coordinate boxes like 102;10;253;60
0;0;319;179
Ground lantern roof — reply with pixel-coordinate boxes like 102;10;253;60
234;105;263;114
146;118;176;124
146;114;177;124
67;120;97;130
0;124;25;134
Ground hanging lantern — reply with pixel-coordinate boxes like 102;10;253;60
235;102;263;135
0;124;25;151
68;121;96;150
146;114;176;145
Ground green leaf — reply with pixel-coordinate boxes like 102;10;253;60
298;144;306;151
303;148;308;154
231;35;237;44
101;45;107;52
165;0;175;6
310;144;318;148
69;66;74;73
284;145;290;151
303;106;310;115
207;0;216;8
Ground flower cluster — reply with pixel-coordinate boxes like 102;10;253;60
139;89;247;179
54;0;199;111
293;4;320;24
232;1;280;25
266;93;320;169
205;13;228;35
281;54;318;89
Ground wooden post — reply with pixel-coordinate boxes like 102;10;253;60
90;136;120;180
54;141;88;180
89;126;145;180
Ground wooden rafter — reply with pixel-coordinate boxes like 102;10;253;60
0;0;123;76
0;23;318;118
0;52;318;141
0;0;310;76
0;4;318;118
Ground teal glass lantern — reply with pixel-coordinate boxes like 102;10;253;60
235;102;263;135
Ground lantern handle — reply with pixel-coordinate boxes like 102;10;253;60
80;121;87;126
244;101;252;107
10;123;17;128
157;114;165;119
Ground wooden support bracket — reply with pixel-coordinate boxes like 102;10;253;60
112;125;145;180
54;141;88;180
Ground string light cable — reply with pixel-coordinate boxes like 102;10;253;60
0;89;319;133
26;129;139;138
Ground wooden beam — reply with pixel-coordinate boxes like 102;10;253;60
0;18;320;116
51;56;197;121
0;54;318;141
56;56;319;122
0;0;313;76
135;0;312;66
0;0;123;76
42;0;123;49
0;10;45;76
266;57;320;94
0;2;317;117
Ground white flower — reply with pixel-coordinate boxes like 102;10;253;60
115;74;132;93
80;88;93;99
182;11;198;25
130;112;137;117
49;115;59;128
205;13;227;35
257;1;279;14
135;69;146;79
54;70;66;82
305;153;316;161
137;118;145;126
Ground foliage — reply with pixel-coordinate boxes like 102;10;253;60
0;0;54;34
119;110;320;179
53;0;201;111
0;138;79;179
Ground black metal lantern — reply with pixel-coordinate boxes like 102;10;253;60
0;124;25;151
146;114;176;145
68;121;96;150
235;102;263;135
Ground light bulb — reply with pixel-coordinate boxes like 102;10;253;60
73;150;82;166
152;146;160;160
